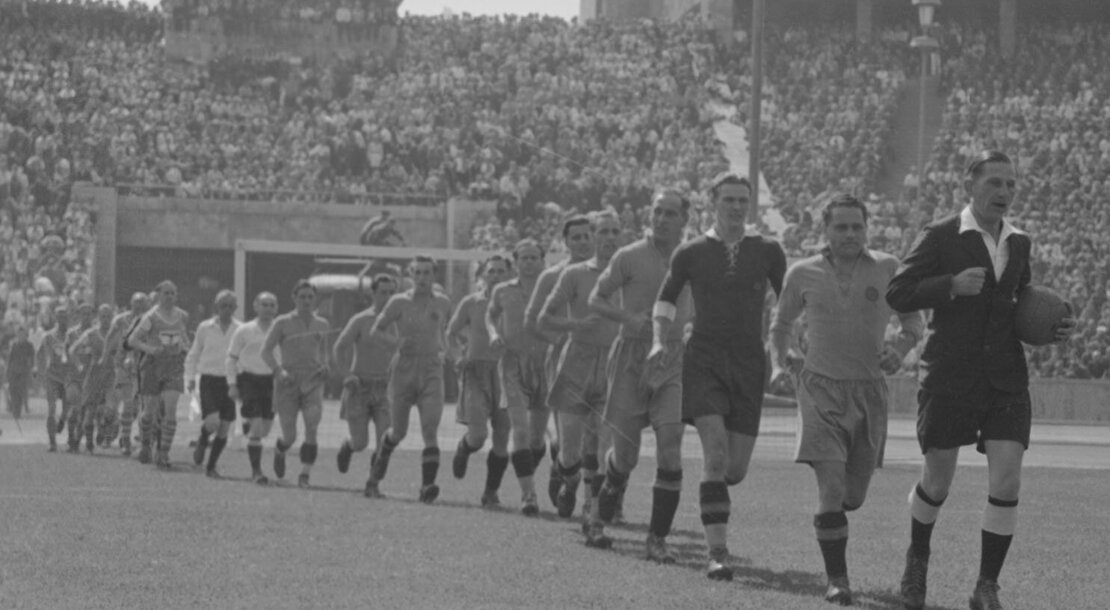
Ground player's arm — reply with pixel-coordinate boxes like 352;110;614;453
767;241;788;298
225;326;244;399
368;295;403;344
886;226;959;313
650;247;690;363
333;314;361;376
126;314;160;356
524;269;558;341
446;296;471;357
184;321;207;391
317;318;332;375
260;319;286;378
768;263;805;377
68;328;92;360
485;285;505;350
589;250;644;329
539;270;587;333
99;317;122;366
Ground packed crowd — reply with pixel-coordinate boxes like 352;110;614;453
918;22;1110;378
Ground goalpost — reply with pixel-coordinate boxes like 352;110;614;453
233;239;498;309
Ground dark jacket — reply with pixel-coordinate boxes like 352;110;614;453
886;213;1031;395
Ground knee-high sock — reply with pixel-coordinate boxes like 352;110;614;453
485;452;509;493
247;437;263;473
603;450;630;491
909;483;945;556
649;469;682;539
815;511;849;579
700;481;730;552
159;406;177;453
119;400;138;442
299;442;318;474
139;404;154;446
511;449;536;495
207;437;227;471
422;447;440;486
980;496;1018;582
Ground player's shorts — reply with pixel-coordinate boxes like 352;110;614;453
199;374;236;422
547;341;608;417
544;340;565;391
499;349;547;412
457;359;501;426
82;365;115;408
114;360;138;393
339;376;389;421
917;378;1031;454
681;336;766;436
793;370;888;470
238;372;274;420
273;368;327;420
139;354;185;396
390;353;444;411
604;337;683;430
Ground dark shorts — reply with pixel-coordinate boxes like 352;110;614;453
238;372;274;421
200;375;236;422
681;337;765;436
917;378;1031;454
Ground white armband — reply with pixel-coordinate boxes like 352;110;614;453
652;301;677;321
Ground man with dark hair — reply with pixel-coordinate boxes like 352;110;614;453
540;211;622;548
653;172;787;580
334;274;398;498
488;239;547;516
369;257;453;503
102;292;151;456
771;193;924;605
261;280;331;488
589;190;693;563
39;305;77;452
448;254;512;507
524;216;595;509
69;304;117;453
887;150;1075;610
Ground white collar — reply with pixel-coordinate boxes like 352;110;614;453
958;206;1026;241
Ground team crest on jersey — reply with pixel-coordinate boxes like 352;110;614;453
865;287;880;302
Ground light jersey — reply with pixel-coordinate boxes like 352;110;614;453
226;319;274;381
658;232;786;357
449;292;498;362
269;312;330;373
543;257;620;348
594;236;693;342
339;308;394;380
489;277;543;354
42;328;75;378
134;307;190;361
772;249;925;381
382;290;452;357
77;326;110;367
525;259;570;347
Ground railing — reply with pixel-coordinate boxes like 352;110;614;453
115;184;441;207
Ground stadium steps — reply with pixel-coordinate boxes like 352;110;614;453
876;75;944;202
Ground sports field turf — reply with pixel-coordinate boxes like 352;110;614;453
1;420;1108;610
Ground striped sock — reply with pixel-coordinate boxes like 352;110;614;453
159;407;177;453
909;483;945;556
422;447;440;486
700;481;730;551
980;496;1018;582
815;511;850;578
649;469;682;538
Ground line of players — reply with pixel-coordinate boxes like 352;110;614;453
41;159;1062;610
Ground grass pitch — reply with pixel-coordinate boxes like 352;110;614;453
1;439;1108;610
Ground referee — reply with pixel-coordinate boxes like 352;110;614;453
185;290;241;478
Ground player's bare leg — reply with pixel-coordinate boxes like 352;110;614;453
416;398;444;503
297;401;322;488
370;400;411;487
362;407;390;498
247;416;273;484
695;416;754;580
555;412;586;519
508;402;539;515
598;413;642;524
453;416;489;482
155;389;181;469
481;408;511;508
811;461;858;605
44;393;59;452
968;441;1023;610
117;389;138;456
580;410;612;549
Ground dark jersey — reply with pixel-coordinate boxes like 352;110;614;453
657;232;786;357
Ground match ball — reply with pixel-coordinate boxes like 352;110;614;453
1014;286;1070;346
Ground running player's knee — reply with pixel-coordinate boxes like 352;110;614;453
466;427;489;449
656;446;681;473
842;495;865;512
724;466;747;487
582;453;599;474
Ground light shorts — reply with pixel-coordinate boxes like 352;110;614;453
547;341;608;417
340;376;389;422
456;359;501;426
273;368;326;420
390;353;444;411
604;337;683;430
794;369;888;471
498;349;548;412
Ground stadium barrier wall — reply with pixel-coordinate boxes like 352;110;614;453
886;375;1110;423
